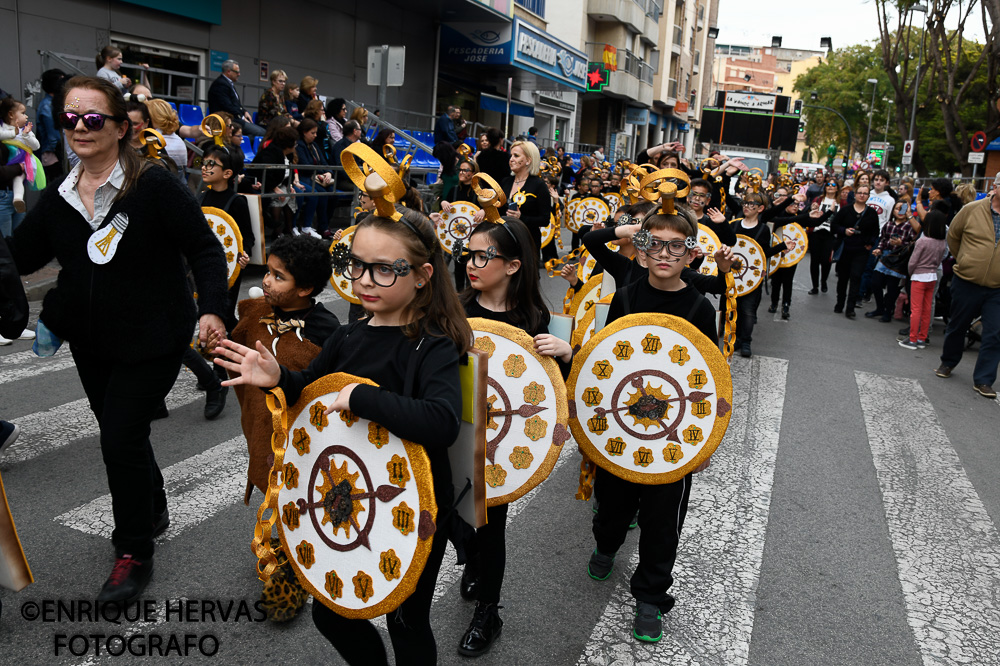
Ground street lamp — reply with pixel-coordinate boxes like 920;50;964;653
707;27;719;40
820;37;833;51
908;4;928;147
883;99;894;142
771;36;782;48
865;78;878;159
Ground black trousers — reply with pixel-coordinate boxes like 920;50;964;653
181;346;221;389
870;269;903;317
312;524;448;666
835;249;868;311
592;467;692;612
769;265;797;308
463;503;509;604
809;232;833;289
735;288;763;344
70;346;182;559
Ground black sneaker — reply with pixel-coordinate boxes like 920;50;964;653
633;602;662;643
845;309;857;319
781;305;789;320
834;304;844;314
457;602;503;657
821;284;828;292
864;310;883;318
808;288;818;295
97;554;153;604
0;420;20;456
588;549;615;581
767;304;778;314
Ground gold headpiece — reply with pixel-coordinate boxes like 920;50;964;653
341;143;407;221
470;173;507;223
200;114;227;148
540;156;562;177
698;157;723;184
381;144;413;182
638;168;691;215
742;168;764;194
457;143;472;158
141;128;166;161
622;163;653;205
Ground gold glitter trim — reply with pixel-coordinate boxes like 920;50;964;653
328;225;361;305
468;318;570;507
569;274;604;325
778;222;808;268
268;373;437;620
202;207;244;288
566;314;733;485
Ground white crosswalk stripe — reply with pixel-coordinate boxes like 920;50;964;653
0;346;76;385
54;435;248;540
856;371;1000;665
578;355;788;666
1;374;203;466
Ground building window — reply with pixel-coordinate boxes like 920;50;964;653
515;0;545;16
776;86;783;93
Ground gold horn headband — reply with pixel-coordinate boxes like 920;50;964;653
470;173;507;223
638;168;691;215
141;128;166;160
341;142;407;222
200;114;227;147
457;143;472;158
743;168;764;194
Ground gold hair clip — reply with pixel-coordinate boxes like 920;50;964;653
200;114;227;147
141;128;166;160
341;142;406;221
470;173;507;223
638;168;691;215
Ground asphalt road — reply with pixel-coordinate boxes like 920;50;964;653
1;254;998;666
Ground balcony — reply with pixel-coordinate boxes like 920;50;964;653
588;0;660;43
693;49;700;74
672;24;683;55
514;0;545;16
587;44;654;106
668;78;678;101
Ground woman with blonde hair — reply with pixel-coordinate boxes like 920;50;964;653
257;69;289;128
296;76;319;119
95;46;131;93
145;98;187;181
349;106;369;129
495;140;552;262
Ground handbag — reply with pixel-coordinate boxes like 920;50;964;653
879;242;914;273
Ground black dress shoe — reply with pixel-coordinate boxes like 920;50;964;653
846;309;857;319
152;510;170;538
460;567;480;601
458;602;503;657
204;385;228;420
834;304;844;314
781;305;789;320
821;284;828;292
740;343;752;358
97;555;153;604
808;288;818;295
767;304;778;314
152;401;169;420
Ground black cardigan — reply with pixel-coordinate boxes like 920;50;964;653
6;165;229;362
499;175;551;229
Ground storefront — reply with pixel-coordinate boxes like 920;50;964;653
438;17;586;146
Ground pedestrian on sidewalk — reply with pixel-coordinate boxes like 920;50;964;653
935;172;1000;399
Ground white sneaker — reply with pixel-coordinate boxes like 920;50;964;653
0;334;12;346
305;228;322;239
291;227;302;236
19;328;35;340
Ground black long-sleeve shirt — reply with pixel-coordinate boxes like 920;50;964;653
582;227;730;297
464;297;571;377
276;321;463;511
500;175;551;229
606;278;718;344
831;205;879;253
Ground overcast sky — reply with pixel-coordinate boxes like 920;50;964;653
715;0;988;52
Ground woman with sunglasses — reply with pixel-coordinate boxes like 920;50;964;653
1;76;228;603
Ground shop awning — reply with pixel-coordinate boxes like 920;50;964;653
480;92;534;117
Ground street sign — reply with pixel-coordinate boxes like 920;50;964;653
367;45;405;87
971;131;987;152
901;140;914;165
968;151;985;164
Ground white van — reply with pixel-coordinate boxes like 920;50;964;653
791;162;828;178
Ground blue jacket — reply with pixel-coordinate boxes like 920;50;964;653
434;112;457;145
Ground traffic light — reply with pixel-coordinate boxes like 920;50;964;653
842;159;848;168
793;100;802;114
554;128;560;139
798;123;805;133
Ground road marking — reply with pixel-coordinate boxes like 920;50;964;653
578;355;788;665
54;435;247;541
0;346;76;385
1;375;204;466
856;371;1000;665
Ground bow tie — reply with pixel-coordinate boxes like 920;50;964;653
260;314;305;336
